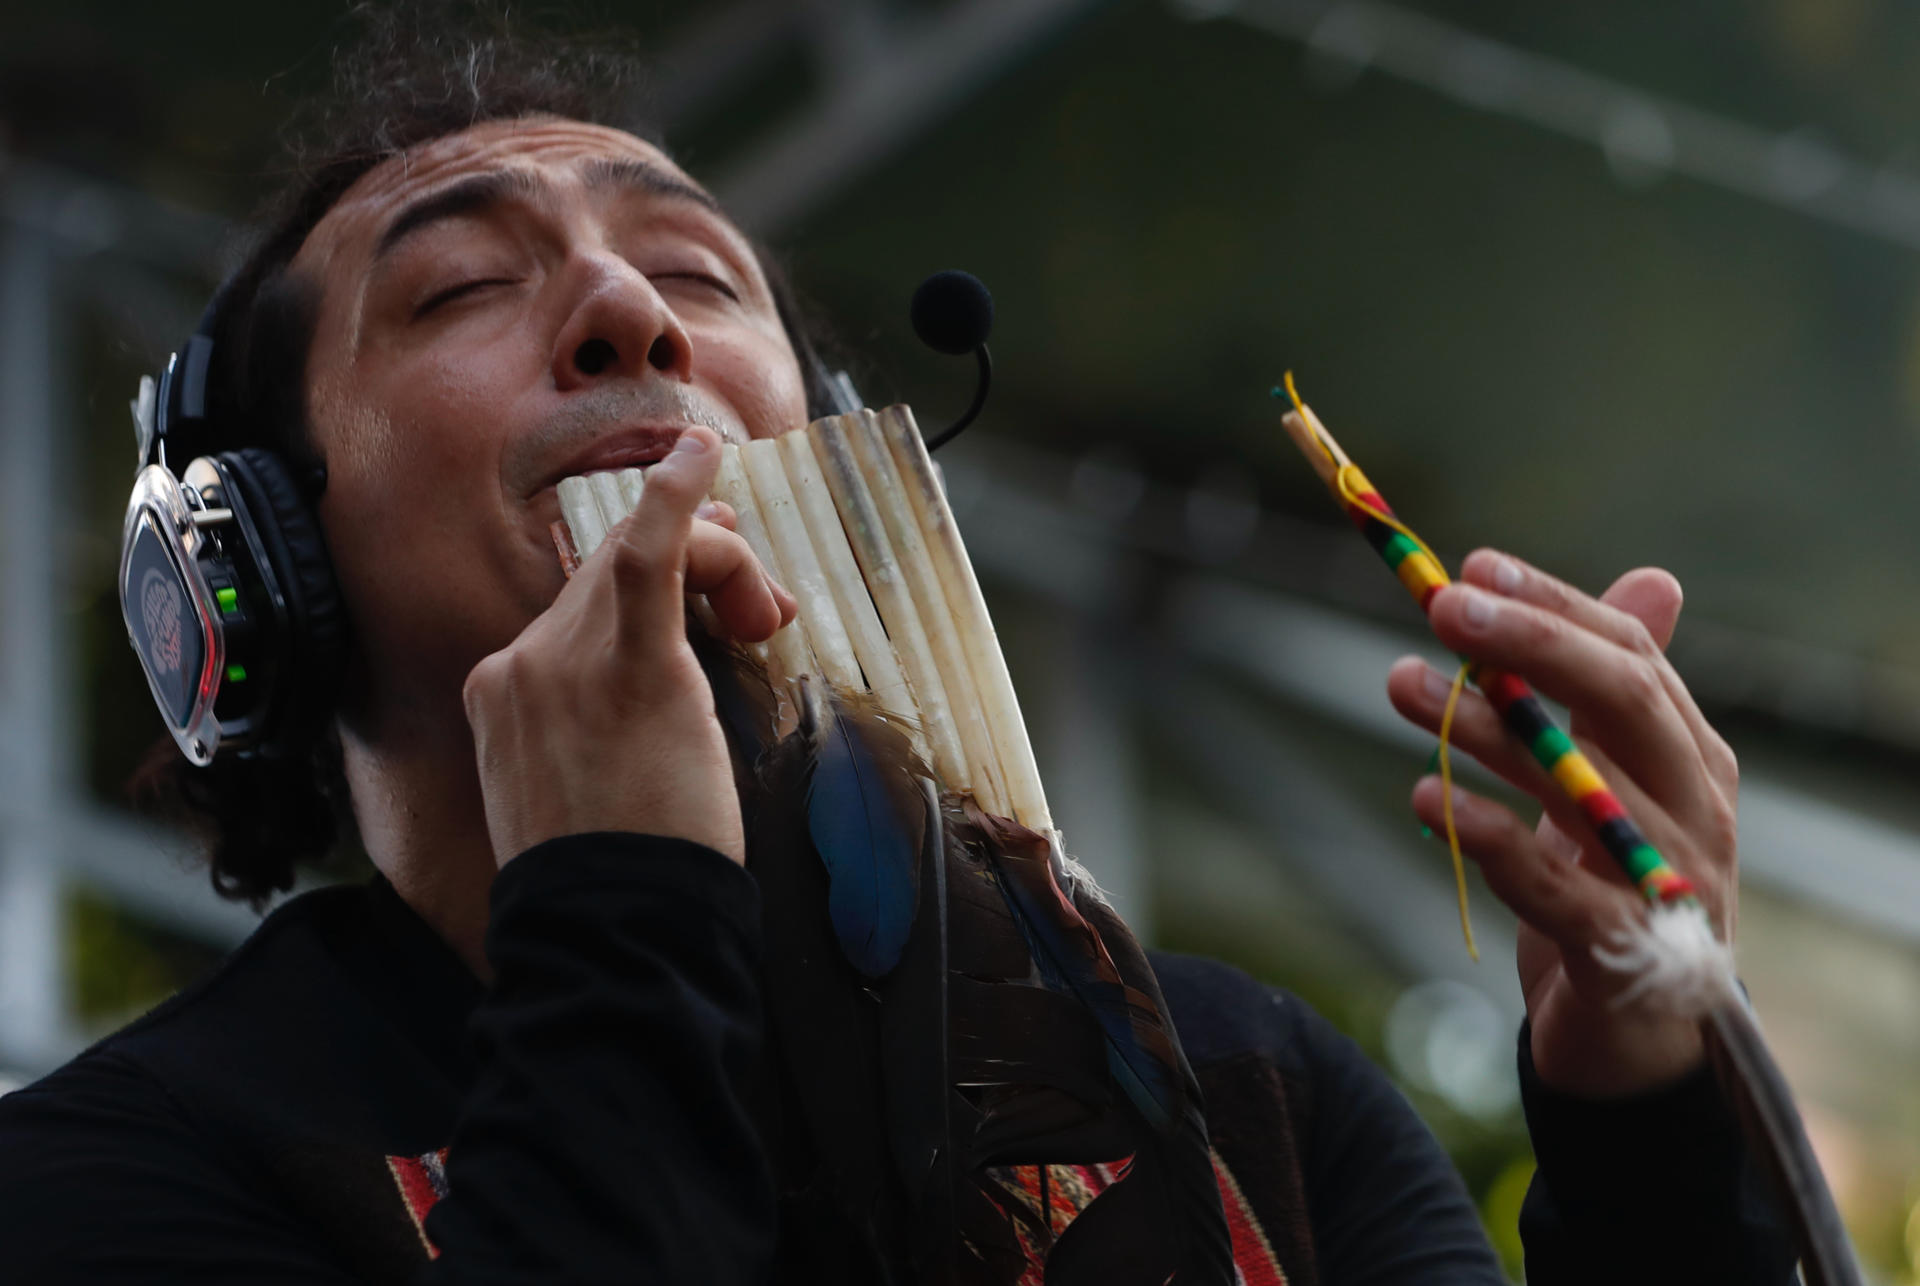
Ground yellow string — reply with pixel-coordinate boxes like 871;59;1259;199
1437;660;1479;961
1281;373;1454;574
1334;462;1453;563
1282;371;1477;960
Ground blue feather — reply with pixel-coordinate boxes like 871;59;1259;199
806;693;924;979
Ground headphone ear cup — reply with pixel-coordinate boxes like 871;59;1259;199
219;448;347;751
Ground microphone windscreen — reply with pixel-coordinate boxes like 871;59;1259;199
910;270;994;355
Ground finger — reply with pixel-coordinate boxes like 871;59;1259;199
685;523;791;642
689;498;797;624
1427;583;1707;805
1388;655;1641;868
1558;736;1735;921
694;499;738;531
600;428;723;651
1411;775;1641;952
1592;568;1735;786
1460;550;1678;653
1593;566;1682;650
1462;553;1733;785
1387;655;1548;792
1394;653;1719;907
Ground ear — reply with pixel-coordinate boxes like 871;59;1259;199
1599;567;1684;651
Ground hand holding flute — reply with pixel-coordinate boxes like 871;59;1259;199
462;427;795;869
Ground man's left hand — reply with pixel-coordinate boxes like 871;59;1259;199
1385;551;1739;1098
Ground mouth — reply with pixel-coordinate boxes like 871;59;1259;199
532;424;698;497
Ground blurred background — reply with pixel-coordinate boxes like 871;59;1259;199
6;0;1920;1277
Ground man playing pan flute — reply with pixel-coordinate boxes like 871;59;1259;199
0;8;1793;1284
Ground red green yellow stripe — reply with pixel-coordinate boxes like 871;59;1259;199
1298;396;1698;909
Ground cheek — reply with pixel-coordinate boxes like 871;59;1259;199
698;326;810;437
308;357;537;679
313;332;545;564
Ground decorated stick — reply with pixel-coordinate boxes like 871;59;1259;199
1275;376;1695;909
1275;374;1861;1286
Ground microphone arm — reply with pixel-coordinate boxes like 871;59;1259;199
925;344;991;452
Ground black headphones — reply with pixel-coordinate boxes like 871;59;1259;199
120;270;987;767
119;291;348;766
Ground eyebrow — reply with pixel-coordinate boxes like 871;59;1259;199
373;169;543;262
372;158;723;263
581;157;720;213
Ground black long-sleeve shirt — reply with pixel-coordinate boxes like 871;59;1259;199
0;834;1794;1283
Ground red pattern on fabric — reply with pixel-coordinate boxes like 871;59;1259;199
381;1146;1288;1281
1213;1152;1288;1285
386;1148;451;1259
999;1153;1286;1286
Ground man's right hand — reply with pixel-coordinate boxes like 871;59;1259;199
463;427;795;868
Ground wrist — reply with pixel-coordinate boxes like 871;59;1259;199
1530;1004;1705;1099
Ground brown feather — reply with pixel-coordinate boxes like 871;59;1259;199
1702;1002;1863;1285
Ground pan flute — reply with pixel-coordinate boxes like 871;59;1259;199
553;406;1053;836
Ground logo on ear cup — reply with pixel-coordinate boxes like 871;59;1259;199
140;567;185;678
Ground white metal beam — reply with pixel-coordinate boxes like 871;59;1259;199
0;213;78;1072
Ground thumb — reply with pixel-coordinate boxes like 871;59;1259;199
1599;566;1683;652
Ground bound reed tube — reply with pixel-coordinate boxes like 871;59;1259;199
553;406;1054;835
1275;380;1695;908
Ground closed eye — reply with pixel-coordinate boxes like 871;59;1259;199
651;272;739;302
415;277;518;317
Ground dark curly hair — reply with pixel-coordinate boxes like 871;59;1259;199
131;1;839;904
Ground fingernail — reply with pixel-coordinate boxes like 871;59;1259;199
672;430;711;458
694;500;722;521
1460;586;1499;632
1490;555;1523;595
1421;664;1454;703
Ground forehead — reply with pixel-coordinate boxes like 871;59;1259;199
293;117;710;273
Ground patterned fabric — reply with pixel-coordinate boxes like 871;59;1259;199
386;1148;451;1259
938;1154;1289;1286
384;1146;1288;1283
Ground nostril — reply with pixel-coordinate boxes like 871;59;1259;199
574;338;618;376
646;335;676;372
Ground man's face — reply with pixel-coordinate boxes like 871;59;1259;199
291;117;808;732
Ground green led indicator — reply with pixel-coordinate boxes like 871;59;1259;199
215;587;239;614
225;663;248;683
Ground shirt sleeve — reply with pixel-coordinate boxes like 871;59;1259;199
1516;1022;1799;1284
420;833;775;1286
0;833;775;1286
0;1050;367;1285
1296;1003;1509;1285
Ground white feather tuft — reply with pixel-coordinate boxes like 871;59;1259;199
1048;830;1117;908
1590;901;1740;1018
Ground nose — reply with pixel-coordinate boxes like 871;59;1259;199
551;258;695;391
